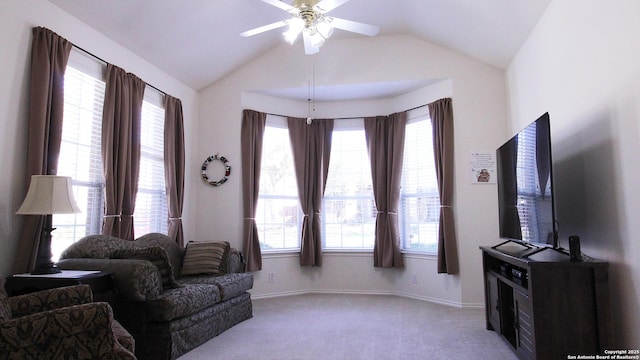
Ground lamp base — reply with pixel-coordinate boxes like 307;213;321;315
30;262;62;275
31;220;62;275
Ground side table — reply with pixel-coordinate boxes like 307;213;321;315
4;270;115;302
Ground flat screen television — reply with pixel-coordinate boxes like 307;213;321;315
496;112;558;249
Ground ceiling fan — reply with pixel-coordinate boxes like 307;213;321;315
240;0;379;55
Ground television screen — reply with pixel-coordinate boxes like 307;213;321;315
496;112;556;248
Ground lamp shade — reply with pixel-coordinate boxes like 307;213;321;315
16;175;81;215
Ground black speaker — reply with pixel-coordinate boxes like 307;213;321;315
569;236;582;262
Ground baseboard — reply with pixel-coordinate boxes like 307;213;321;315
393;291;463;308
250;289;484;309
250;290;310;299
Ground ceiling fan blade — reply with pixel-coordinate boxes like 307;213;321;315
260;0;296;12
314;0;350;13
330;17;379;36
302;31;320;55
240;20;289;37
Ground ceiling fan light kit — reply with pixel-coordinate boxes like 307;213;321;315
241;0;379;55
283;17;305;44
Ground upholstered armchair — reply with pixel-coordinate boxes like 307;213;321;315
0;281;136;360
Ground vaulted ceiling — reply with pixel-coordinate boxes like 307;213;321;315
49;0;552;91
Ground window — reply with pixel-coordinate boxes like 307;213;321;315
255;111;440;253
255;116;301;251
399;110;440;253
134;91;168;236
256;117;377;251
322;120;376;249
53;52;106;260
52;49;168;260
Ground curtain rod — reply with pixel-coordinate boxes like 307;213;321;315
72;43;167;97
261;104;428;120
262;111;359;120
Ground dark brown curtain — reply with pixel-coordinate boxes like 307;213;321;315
287;118;333;267
241;110;266;271
164;95;185;247
101;64;145;240
364;112;406;268
428;98;459;274
14;27;72;273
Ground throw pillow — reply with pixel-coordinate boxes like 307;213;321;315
181;241;230;276
111;246;179;290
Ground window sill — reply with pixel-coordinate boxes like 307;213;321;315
402;250;438;259
260;248;437;258
261;249;374;257
323;248;372;253
261;248;299;255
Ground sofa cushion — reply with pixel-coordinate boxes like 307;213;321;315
212;273;254;301
145;284;220;322
181;241;230;276
179;273;254;302
111;247;179;290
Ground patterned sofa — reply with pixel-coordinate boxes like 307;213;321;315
0;282;135;359
56;233;253;360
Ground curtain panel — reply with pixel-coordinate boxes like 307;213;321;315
241;110;266;271
14;27;72;273
101;64;146;240
287;118;333;267
429;98;459;274
164;95;185;247
364;113;407;268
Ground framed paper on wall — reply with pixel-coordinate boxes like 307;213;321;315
470;152;496;184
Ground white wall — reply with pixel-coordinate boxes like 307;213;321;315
507;0;640;348
197;34;508;306
0;0;199;277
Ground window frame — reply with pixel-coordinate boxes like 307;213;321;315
134;89;169;236
321;118;377;251
398;108;440;254
52;49;107;260
256;115;303;252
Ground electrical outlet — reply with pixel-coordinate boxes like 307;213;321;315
412;274;417;284
268;272;275;283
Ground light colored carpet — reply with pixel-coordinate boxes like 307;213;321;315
178;293;518;360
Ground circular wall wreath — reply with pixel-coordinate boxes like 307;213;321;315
201;154;231;186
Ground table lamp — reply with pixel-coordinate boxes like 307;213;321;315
16;175;81;274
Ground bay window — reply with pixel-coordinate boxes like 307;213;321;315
256;109;439;253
